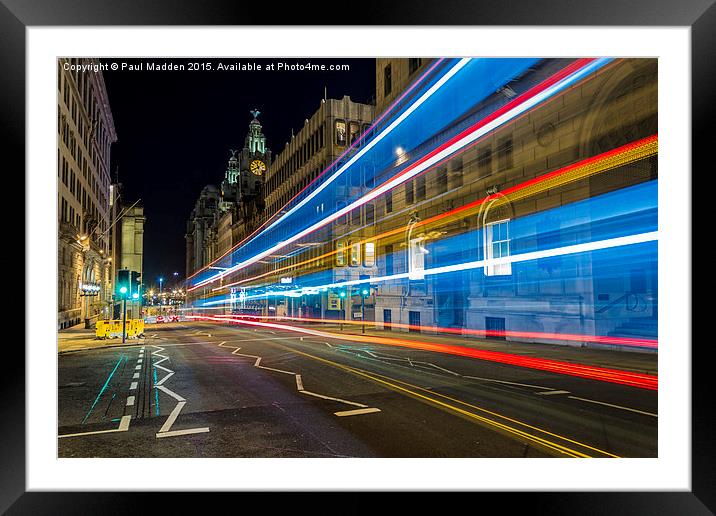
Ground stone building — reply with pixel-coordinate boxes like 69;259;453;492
185;185;221;277
107;185;146;320
57;58;117;329
260;95;374;317
367;58;658;345
375;58;431;115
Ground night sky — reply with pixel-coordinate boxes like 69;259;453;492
101;58;376;288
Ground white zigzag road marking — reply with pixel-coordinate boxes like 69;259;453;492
151;345;209;438
216;340;380;416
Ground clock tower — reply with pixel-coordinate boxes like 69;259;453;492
218;110;272;228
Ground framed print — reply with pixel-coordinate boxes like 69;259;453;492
4;0;711;513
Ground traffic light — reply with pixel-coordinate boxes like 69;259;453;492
117;269;130;298
130;271;141;299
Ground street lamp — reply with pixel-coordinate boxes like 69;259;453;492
159;277;164;312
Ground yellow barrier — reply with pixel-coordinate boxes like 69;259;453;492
95;319;145;339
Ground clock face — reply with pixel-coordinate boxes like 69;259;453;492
250;159;266;176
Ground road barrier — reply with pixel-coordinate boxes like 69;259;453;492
95;319;145;339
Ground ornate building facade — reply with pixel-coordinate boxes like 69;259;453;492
57;58;117;329
186;112;272;277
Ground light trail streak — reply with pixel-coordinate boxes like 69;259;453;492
188;59;448;280
190;58;611;291
186;315;657;390
212;134;657;294
207;314;657;349
201;230;658;305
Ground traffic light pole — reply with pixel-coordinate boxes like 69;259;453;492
361;295;365;334
122;297;127;344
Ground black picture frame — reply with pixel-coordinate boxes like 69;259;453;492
4;0;710;512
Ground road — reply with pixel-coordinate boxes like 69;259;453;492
58;322;657;458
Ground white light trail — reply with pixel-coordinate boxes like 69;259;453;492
194;58;612;290
193;58;471;288
201;230;657;306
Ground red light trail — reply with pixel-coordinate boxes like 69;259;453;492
187;315;658;390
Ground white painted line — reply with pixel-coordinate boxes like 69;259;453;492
156;384;185;402
463;375;550;390
154;371;174;387
568;396;658;417
335;407;381;417
423;363;460;376
130;382;138;390
156;427;210;438
137;359;143;364
300;390;367;408
133;372;139;379
257;365;296;375
536;390;571;396
218;341;227;346
126;395;135;406
118;415;131;431
154;363;172;374
59;419;133;439
158;400;186;433
134;365;141;370
295;375;304;391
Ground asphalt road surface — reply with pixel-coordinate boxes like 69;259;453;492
58;323;657;458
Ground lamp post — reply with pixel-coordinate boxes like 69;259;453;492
360;287;370;334
159;277;164;313
339;290;346;330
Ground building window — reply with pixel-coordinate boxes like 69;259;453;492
350;243;361;267
478;147;492;177
339;241;348;267
436;166;448;194
405;180;414;204
385;244;394;275
484;219;512;276
409;58;422;75
450;156;464;187
364;242;375;267
416;175;426;201
384;64;392;97
385;190;393;213
497;135;513;171
408;238;427;280
365;203;375;225
335;120;347;146
349;122;360;145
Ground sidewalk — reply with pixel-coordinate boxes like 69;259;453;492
258;320;658;375
57;327;145;354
